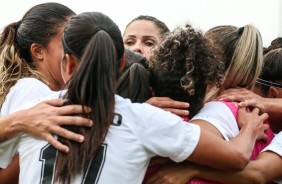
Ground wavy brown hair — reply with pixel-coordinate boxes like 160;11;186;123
150;24;224;118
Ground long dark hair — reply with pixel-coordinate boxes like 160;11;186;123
55;12;124;183
116;63;152;103
116;48;151;103
0;2;75;107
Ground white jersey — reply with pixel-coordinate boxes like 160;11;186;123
0;93;201;184
1;77;52;116
191;101;239;141
261;132;282;184
0;78;52;169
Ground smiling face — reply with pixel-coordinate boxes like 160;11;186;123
123;20;162;60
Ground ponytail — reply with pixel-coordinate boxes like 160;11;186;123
205;24;263;90
224;25;263;89
0;22;41;107
56;30;117;183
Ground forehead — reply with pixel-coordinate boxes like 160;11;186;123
124;20;161;40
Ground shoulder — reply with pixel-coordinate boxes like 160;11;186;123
9;78;51;96
191;100;239;140
192;101;237;121
16;78;50;90
1;78;52;115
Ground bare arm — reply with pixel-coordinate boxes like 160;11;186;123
146;150;282;184
192;150;282;184
187;107;268;171
0;98;92;153
146;97;189;117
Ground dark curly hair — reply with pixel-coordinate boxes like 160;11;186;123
150;24;224;118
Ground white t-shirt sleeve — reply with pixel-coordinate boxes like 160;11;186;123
261;132;282;184
133;103;201;162
191;101;239;141
262;132;282;156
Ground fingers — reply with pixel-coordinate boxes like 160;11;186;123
38;99;92;116
147;97;189;109
49;126;84;143
53;116;93;127
49;116;93;144
149;97;172;101
43;134;69;153
238;106;251;114
162;101;189;109
250;107;260;114
163;108;189;116
41;98;66;107
146;97;189;117
257;124;269;141
57;105;91;115
238;100;253;107
259;113;269;122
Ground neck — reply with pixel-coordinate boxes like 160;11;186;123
47;78;64;91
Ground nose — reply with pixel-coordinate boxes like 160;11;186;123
132;42;143;55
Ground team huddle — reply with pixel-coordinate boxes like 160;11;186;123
0;2;282;184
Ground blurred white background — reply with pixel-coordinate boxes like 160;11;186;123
0;0;281;46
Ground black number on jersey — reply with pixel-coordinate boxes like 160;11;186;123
112;113;122;126
39;144;107;184
39;144;56;184
82;144;107;184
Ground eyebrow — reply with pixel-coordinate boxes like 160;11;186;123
125;35;158;40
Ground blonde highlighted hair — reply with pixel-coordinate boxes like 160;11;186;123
205;24;263;90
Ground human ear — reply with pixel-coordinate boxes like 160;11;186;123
269;86;280;98
30;43;43;61
65;54;79;76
